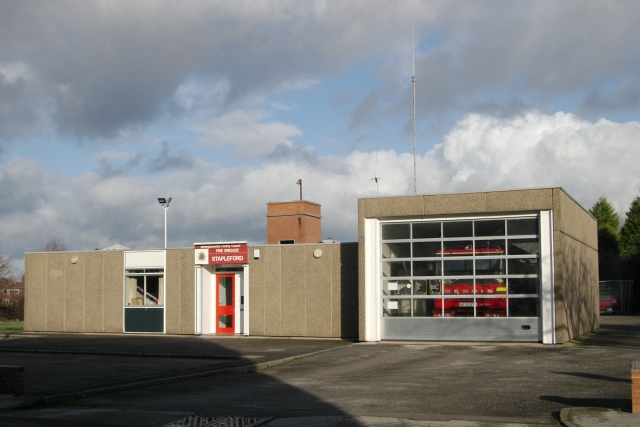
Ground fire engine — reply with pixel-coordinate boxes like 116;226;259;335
433;244;506;317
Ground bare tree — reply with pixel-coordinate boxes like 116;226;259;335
0;246;16;280
43;237;66;252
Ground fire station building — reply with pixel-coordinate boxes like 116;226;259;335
24;187;598;344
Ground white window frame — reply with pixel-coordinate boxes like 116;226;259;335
123;250;166;334
125;269;165;307
364;212;555;343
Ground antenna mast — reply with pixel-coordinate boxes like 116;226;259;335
371;145;381;196
412;21;417;194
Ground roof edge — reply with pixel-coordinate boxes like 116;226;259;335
358;186;594;218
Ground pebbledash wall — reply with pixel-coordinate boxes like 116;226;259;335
24;243;359;338
24;187;598;344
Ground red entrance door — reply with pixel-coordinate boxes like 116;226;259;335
216;274;235;334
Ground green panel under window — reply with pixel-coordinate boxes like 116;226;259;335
124;307;164;332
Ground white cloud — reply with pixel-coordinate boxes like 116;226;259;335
3;110;640;274
194;109;303;156
174;79;232;111
0;62;32;84
429;111;640;210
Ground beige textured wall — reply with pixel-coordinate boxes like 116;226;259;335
24;253;46;331
248;243;358;338
357;187;599;343
165;249;195;335
25;249;197;335
552;188;599;343
25;251;124;333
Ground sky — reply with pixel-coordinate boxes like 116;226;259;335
1;0;640;274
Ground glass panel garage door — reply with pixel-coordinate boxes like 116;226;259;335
380;216;542;341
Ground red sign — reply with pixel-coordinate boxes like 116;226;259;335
194;242;248;265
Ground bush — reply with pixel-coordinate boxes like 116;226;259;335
0;301;23;321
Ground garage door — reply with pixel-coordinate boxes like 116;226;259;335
380;215;542;341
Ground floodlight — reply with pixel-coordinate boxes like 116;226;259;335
158;198;166;204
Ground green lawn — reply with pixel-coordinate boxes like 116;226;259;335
0;323;24;331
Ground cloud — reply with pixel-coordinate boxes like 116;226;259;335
351;2;640;131
348;90;379;131
579;80;640;118
266;142;350;176
0;62;49;141
5;109;640;276
195;109;303;157
277;79;320;92
267;142;318;164
0;157;49;216
147;141;195;173
95;151;142;178
427;110;640;208
3;1;638;143
174;79;232;112
0;1;423;140
95;142;195;177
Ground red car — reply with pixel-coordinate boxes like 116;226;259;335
599;292;618;314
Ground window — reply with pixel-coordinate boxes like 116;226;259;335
2;289;8;295
125;269;164;306
381;216;540;318
14;289;19;294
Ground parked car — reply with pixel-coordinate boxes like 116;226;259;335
599;292;618;314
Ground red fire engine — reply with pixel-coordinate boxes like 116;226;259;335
433;245;506;317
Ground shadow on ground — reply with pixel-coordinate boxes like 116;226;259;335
540;395;630;412
0;333;360;426
550;371;630;384
570;315;640;349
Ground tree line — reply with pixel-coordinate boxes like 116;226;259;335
590;194;640;310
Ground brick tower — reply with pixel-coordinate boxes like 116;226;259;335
266;201;321;244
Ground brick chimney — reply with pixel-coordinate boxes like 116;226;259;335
266;201;321;244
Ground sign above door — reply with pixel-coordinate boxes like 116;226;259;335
194;242;248;265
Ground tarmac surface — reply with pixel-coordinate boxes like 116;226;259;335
0;315;638;426
0;334;351;399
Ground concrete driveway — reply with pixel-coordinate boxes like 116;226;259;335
0;315;638;426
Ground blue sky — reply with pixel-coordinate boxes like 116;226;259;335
1;1;640;275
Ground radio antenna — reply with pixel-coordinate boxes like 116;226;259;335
370;145;381;196
412;20;417;194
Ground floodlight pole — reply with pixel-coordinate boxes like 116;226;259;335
158;197;172;249
163;206;168;248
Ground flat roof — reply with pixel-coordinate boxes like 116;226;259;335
267;200;321;206
358;186;593;218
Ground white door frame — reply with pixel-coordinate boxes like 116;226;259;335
195;265;248;335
